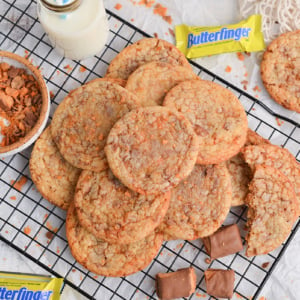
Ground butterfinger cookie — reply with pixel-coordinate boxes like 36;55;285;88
106;38;192;80
163;80;248;164
66;203;163;277
261;30;300;113
88;77;127;87
29;126;81;210
228;129;270;206
245;164;297;256
241;144;300;216
158;164;232;240
74;169;170;244
51;80;139;172
125;61;198;107
105;106;199;195
245;128;270;146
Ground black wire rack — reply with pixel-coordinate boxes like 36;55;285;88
1;1;300;299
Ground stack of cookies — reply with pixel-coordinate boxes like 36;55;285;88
29;37;299;278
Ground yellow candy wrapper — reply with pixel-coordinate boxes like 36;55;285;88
0;272;64;300
176;15;265;58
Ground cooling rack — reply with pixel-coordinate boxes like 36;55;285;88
1;1;300;299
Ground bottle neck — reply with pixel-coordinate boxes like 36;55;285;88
39;0;81;12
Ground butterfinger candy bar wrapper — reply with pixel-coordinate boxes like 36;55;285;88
176;14;265;58
0;272;64;300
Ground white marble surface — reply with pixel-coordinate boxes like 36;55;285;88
0;0;299;299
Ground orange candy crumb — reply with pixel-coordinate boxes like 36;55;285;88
11;176;28;192
275;117;284;126
169;28;175;37
138;0;155;7
79;65;87;73
23;226;31;235
196;293;206;298
114;3;122;10
63;64;73;73
153;4;167;17
46;221;58;233
253;85;261;92
237;52;245;61
163;15;173;25
225;65;232;73
24;50;29;59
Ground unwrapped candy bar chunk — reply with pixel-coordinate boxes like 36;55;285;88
205;269;235;298
202;224;243;260
156;267;196;300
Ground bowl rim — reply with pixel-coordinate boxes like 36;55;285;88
0;50;50;155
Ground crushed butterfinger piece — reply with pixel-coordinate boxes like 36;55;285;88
0;62;42;146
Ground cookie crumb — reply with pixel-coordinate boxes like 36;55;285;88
262;262;270;268
45;231;54;240
205;258;211;264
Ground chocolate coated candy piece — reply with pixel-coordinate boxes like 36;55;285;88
202;224;243;260
156;267;197;300
205;269;235;298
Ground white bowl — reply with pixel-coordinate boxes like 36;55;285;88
0;51;50;157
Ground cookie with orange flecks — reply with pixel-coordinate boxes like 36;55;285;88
29;126;81;210
105;38;192;80
125;61;198;107
163;79;248;164
88;77;127;87
66;203;163;277
105;106;199;195
51;80;139;172
261;30;300;113
74;168;170;244
227;129;270;206
158;163;232;240
241;143;300;217
245;164;297;256
245;128;270;147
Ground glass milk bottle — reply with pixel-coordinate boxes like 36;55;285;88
37;0;109;60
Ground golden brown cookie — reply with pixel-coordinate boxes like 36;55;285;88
89;77;127;87
226;153;252;207
125;61;198;107
29;126;81;210
245;128;270;146
245;164;297;256
228;129;270;206
158;164;232;240
241;144;300;216
66;203;163;277
105;106;199;195
74;169;170;244
163;79;248;164
51;80;139;172
106;38;192;80
261;30;300;113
